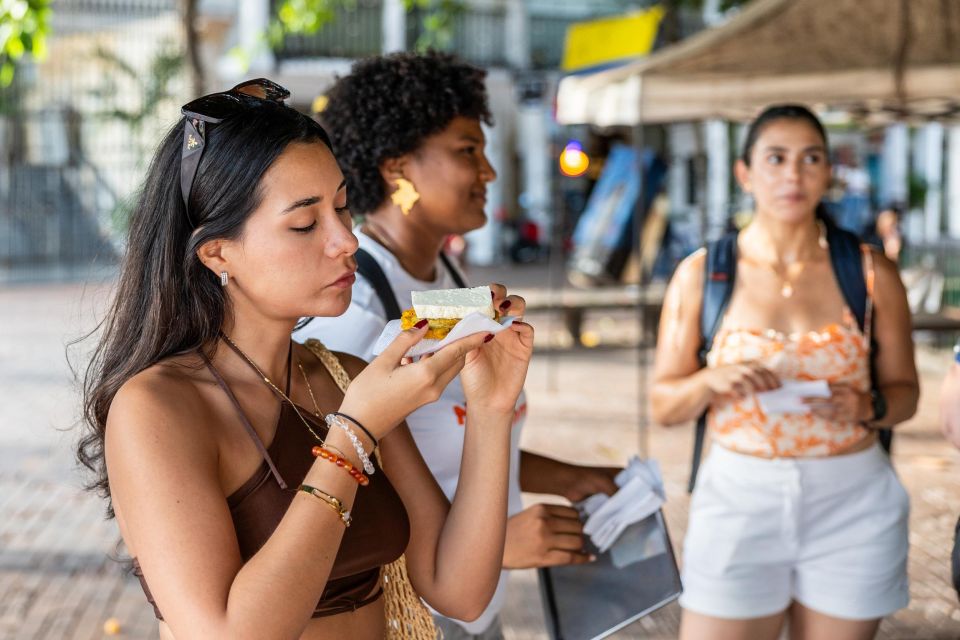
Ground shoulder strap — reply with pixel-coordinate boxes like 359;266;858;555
689;232;738;493
355;247;403;321
357;247;467;321
823;223;892;453
698;232;739;365
301;339;352;394
200;351;287;490
439;252;467;288
301;339;387;467
825;222;868;332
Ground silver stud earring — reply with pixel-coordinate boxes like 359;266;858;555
220;271;229;287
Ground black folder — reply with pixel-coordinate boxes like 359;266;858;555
537;510;682;640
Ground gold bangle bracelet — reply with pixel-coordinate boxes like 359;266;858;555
298;484;352;527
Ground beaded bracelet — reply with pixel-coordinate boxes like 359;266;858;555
312;446;370;486
298;484;352;527
325;414;376;475
331;411;378;450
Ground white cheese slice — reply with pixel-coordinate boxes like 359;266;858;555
412;286;495;319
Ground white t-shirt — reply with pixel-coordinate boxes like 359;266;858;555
293;229;526;634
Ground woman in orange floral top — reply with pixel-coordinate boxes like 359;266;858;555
652;105;918;640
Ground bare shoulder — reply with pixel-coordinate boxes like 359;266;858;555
666;248;706;305
864;246;906;298
675;248;706;283
107;355;218;453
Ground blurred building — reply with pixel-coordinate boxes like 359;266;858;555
0;0;188;282
195;0;663;266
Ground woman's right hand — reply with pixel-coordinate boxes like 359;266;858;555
701;362;780;402
338;323;490;440
503;504;593;569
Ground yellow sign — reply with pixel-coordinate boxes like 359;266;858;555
561;6;665;72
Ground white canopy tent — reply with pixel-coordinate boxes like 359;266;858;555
557;0;960;126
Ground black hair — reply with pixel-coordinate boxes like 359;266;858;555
320;50;493;215
741;104;836;224
78;99;331;515
741;104;829;166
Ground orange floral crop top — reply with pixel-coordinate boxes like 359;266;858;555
705;251;874;458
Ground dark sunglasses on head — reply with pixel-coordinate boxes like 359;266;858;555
180;78;291;225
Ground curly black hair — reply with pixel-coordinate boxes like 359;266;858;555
321;50;493;215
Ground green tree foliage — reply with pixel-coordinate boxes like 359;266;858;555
0;0;51;87
270;0;463;52
90;41;184;137
403;0;463;51
268;0;355;47
89;41;184;233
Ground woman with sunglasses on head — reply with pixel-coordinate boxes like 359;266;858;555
293;51;620;640
651;105;918;640
78;79;533;640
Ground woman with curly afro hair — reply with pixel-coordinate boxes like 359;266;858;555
295;51;621;639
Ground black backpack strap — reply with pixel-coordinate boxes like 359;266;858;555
439;252;467;288
823;221;892;454
689;231;739;493
355;248;403;321
825;222;868;332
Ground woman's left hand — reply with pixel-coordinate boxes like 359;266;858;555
803;383;869;423
459;283;534;414
561;465;620;503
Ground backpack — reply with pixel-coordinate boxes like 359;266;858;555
354;247;466;321
688;219;891;492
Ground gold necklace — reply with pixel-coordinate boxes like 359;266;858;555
297;360;325;419
740;255;806;298
749;220;828;298
775;261;804;298
219;332;327;444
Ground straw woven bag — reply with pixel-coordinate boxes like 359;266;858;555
302;339;439;639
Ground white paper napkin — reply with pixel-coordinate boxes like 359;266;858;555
580;456;665;554
372;312;517;358
755;379;830;415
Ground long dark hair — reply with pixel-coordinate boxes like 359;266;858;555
741;103;835;224
78;101;330;515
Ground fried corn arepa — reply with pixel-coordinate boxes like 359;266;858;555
400;286;500;340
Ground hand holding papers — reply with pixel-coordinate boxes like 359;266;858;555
755;379;831;415
581;457;665;554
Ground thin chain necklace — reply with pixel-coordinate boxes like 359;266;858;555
219;332;327;444
297;360;325;419
745;220;828;298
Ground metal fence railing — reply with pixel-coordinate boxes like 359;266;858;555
900;239;960;311
1;0;186;282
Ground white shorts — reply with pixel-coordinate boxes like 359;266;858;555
679;442;910;620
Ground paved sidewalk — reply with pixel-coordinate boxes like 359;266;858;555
2;276;960;639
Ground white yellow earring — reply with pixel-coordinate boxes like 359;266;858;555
391;177;420;216
220;271;229;287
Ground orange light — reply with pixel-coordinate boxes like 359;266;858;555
559;141;589;177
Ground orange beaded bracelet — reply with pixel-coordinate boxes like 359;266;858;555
312;446;370;486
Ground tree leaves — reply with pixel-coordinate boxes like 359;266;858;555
0;0;51;87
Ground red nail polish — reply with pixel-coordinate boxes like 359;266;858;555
499;299;512;311
484;333;495;343
414;319;429;329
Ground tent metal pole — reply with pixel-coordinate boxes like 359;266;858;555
632;118;650;460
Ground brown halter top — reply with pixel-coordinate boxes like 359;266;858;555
131;341;410;619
